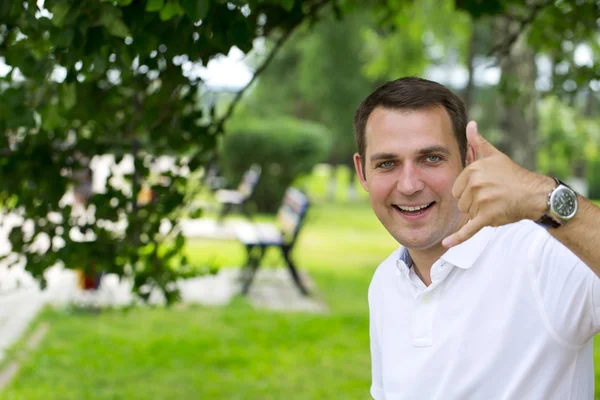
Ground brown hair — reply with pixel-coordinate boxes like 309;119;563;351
353;77;468;174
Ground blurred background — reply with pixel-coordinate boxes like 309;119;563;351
0;0;599;399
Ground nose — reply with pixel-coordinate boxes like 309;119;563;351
396;163;425;195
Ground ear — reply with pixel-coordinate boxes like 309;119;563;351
353;153;369;192
465;143;476;167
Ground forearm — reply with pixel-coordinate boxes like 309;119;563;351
548;196;600;276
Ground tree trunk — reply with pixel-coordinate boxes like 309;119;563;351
495;17;538;171
463;19;477;112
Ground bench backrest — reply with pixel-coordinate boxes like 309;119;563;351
237;164;262;199
277;187;310;245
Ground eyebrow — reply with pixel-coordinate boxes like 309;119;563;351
417;145;451;156
370;152;397;162
369;146;451;162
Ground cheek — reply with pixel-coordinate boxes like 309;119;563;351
423;170;458;198
368;174;396;200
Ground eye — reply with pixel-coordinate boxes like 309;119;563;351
425;155;442;163
377;160;394;168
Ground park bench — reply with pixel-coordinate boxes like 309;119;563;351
235;187;310;296
202;162;228;193
215;164;261;222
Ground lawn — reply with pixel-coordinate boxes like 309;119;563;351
2;200;397;400
3;195;600;399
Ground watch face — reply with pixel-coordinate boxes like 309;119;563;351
552;186;578;219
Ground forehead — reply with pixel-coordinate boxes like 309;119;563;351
364;106;456;155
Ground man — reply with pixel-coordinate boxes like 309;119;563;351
352;77;600;399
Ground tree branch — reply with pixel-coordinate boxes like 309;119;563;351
210;0;331;135
487;0;552;60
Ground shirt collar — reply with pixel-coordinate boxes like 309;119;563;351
396;225;496;271
440;225;496;269
399;246;414;269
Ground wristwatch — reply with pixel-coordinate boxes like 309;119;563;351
536;177;578;228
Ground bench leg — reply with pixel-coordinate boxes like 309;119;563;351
240;245;265;295
239;244;256;282
217;203;233;223
282;247;309;296
240;203;253;221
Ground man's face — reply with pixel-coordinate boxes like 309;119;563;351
354;106;473;252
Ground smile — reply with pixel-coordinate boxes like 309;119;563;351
393;202;435;216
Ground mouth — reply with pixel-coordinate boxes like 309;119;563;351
393;202;435;216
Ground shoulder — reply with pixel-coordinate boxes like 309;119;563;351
489;220;550;255
368;247;403;299
489;220;581;268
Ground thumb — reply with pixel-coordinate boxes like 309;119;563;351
467;121;496;158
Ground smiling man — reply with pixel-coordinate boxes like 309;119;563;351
353;77;600;399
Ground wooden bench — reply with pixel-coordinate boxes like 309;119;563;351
235;187;310;295
215;164;261;222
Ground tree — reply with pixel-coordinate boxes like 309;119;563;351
1;0;597;304
456;0;600;170
0;0;333;303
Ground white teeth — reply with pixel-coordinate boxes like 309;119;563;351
398;203;430;211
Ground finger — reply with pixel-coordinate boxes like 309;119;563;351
467;121;497;159
452;166;472;200
442;216;486;248
457;183;475;214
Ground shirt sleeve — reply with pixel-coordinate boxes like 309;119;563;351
529;227;600;346
369;283;385;399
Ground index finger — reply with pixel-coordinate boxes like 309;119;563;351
442;216;486;248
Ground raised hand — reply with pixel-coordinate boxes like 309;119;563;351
442;121;554;248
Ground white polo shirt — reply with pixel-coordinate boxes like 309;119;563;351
369;220;600;400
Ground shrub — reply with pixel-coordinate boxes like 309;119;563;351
220;116;332;212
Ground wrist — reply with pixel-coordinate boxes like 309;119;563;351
529;175;556;221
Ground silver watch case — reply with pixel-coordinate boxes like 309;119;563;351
548;183;578;224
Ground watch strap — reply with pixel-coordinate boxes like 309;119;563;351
536;214;561;229
535;177;562;229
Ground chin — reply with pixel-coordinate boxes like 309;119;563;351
394;232;441;251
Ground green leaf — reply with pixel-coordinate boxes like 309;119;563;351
92;53;108;75
54;28;74;47
61;83;77;110
40;105;63;131
146;0;165;12
50;2;71;27
180;0;209;21
99;7;130;38
279;0;295;11
160;0;185;21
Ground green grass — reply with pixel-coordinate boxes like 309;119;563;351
2;201;397;400
4;198;600;399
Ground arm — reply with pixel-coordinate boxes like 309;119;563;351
443;121;600;275
547;195;600;275
369;288;384;399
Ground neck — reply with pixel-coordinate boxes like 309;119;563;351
408;244;446;286
408;214;469;286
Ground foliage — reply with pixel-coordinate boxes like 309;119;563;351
364;0;471;83
295;11;375;165
456;0;600;102
240;11;376;166
526;1;600;101
587;158;600;200
1;0;598;304
221;116;332;211
0;0;335;303
537;96;599;178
